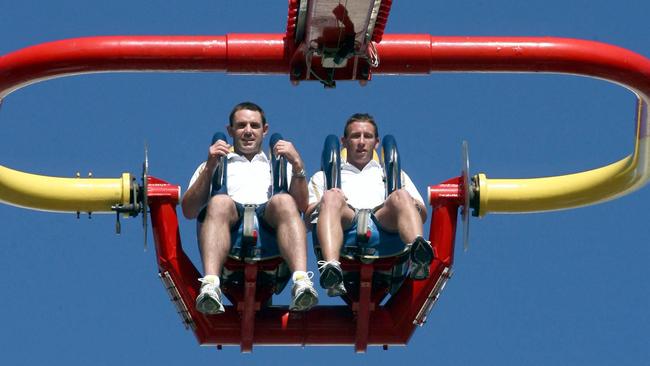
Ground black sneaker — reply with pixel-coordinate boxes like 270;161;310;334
409;236;434;280
317;260;347;297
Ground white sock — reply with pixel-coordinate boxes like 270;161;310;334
292;271;309;283
201;274;220;288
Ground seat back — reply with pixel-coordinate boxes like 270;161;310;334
381;134;402;197
313;134;409;302
315;134;405;257
228;132;287;261
200;132;291;302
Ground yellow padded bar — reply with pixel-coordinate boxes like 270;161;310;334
0;165;132;213
341;148;380;162
477;97;650;216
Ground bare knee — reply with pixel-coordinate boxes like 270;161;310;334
320;189;347;213
204;195;237;222
266;193;299;218
385;189;414;211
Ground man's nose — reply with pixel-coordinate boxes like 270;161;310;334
243;123;253;133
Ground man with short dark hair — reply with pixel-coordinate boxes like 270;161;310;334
182;102;318;314
306;113;432;296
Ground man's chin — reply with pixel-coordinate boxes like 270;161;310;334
359;152;373;160
237;145;259;155
349;156;372;167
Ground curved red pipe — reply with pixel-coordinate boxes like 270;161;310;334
2;34;650;99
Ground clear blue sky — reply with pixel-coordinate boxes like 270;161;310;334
0;1;648;365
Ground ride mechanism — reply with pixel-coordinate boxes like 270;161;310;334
1;0;650;353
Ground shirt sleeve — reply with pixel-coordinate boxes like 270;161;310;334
401;171;425;206
308;171;325;205
188;162;207;190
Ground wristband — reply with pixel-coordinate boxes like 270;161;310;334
293;168;306;178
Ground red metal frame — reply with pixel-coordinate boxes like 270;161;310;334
2;35;650;98
4;12;650;351
148;175;461;351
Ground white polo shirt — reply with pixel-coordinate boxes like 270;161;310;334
308;159;424;209
188;151;293;205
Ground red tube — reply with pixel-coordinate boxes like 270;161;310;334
0;34;288;98
375;35;650;94
3;35;650;98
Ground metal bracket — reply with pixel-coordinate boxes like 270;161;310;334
413;267;452;326
355;209;372;244
158;271;196;331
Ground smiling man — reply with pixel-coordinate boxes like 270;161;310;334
306;113;433;296
181;102;318;314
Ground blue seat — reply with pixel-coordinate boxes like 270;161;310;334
312;134;411;296
200;132;291;297
228;204;280;260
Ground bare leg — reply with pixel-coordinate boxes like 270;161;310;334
264;194;319;310
374;189;424;243
198;195;239;276
375;189;432;279
317;189;355;262
263;193;307;272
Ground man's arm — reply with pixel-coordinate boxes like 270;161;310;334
304;202;318;221
289;172;309;213
413;197;428;223
273;140;308;212
402;172;428;222
303;171;326;230
181;139;231;219
181;163;212;219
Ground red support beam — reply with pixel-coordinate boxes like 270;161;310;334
3;35;650;97
354;263;374;353
239;263;260;353
148;175;461;349
7;29;649;351
429;177;464;265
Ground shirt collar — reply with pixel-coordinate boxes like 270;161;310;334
227;151;269;163
342;159;382;173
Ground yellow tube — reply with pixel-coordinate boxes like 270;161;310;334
477;96;650;216
0;165;132;213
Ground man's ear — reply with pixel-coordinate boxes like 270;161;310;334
373;137;380;150
226;124;234;138
263;124;269;137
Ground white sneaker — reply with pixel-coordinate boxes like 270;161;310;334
290;272;319;312
196;277;225;315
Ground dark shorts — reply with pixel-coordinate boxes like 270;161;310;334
197;197;281;260
232;202;272;231
229;201;280;260
312;204;407;259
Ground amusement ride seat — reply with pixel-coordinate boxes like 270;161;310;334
312;134;423;304
197;132;292;309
